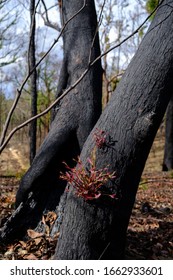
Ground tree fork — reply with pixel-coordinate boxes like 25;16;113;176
0;0;102;243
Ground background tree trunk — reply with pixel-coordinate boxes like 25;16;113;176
16;0;102;208
162;95;173;171
54;0;173;259
29;0;37;164
0;0;102;243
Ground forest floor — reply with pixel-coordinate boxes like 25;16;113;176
0;128;173;260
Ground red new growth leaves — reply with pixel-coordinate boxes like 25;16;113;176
60;158;116;201
93;128;107;149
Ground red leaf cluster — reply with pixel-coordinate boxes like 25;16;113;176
60;158;116;200
93;128;107;149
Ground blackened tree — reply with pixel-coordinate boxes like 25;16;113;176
146;0;173;172
162;94;173;170
0;0;102;242
1;0;173;260
29;0;37;164
16;0;102;208
54;0;173;259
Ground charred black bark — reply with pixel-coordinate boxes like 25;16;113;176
16;0;102;208
54;0;173;259
0;0;102;243
29;0;37;164
162;95;173;171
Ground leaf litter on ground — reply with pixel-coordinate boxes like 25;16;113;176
0;172;172;260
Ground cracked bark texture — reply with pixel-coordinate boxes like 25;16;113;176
0;0;102;242
54;0;173;259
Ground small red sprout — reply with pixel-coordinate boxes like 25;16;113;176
93;128;107;149
60;158;116;201
93;128;116;152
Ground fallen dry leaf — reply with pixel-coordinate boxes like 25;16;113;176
23;253;38;260
27;229;44;239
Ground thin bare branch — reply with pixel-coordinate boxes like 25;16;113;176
0;0;87;149
0;0;40;146
0;0;163;153
89;0;165;68
88;0;106;64
0;63;90;153
39;0;61;32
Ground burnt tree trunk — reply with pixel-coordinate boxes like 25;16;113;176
0;0;102;242
54;0;173;259
162;95;173;171
29;0;37;164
